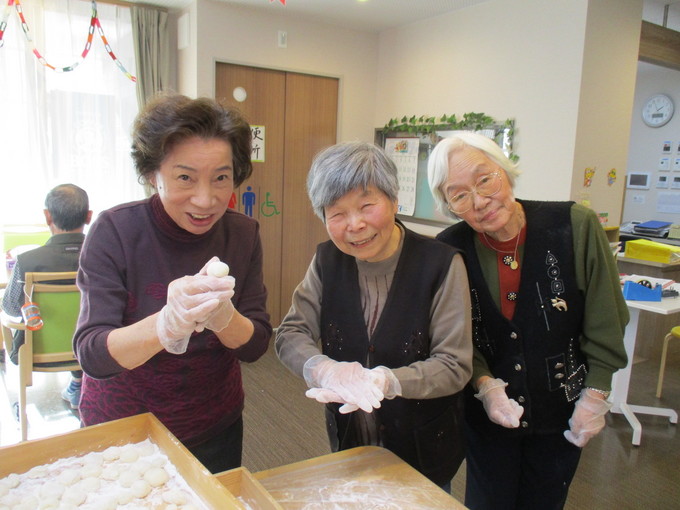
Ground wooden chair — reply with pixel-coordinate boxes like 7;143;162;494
657;326;680;398
0;271;81;441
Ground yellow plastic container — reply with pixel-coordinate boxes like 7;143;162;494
625;238;680;264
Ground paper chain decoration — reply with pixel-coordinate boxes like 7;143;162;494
0;0;287;80
0;0;136;82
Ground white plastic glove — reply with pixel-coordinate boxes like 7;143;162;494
156;273;233;354
563;388;612;447
333;366;403;414
474;377;524;428
194;258;235;333
197;297;235;333
303;355;385;414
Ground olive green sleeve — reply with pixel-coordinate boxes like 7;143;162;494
571;204;629;391
468;204;629;391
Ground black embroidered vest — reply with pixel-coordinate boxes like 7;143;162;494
437;200;587;435
316;227;464;485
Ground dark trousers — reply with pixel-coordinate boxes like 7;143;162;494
465;423;582;510
187;416;243;474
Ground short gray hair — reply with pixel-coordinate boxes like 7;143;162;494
427;131;520;219
44;184;90;231
307;141;399;220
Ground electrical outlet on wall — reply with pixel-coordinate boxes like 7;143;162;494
278;30;287;48
632;194;645;204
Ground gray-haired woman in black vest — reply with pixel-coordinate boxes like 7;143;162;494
427;131;628;510
276;141;473;490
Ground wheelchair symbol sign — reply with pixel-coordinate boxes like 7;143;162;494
260;192;280;217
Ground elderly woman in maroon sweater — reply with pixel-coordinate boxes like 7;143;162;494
73;94;272;473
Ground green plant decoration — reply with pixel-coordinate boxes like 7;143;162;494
383;113;518;162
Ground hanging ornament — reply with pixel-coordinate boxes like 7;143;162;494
607;168;617;186
583;167;595;187
0;1;12;47
0;0;136;82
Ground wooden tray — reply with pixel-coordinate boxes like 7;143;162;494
217;466;283;509
253;446;468;509
0;412;243;508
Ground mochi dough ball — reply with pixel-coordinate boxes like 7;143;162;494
61;487;87;506
207;260;230;278
143;466;169;487
119;444;141;463
102;445;121;461
118;470;140;488
57;468;81;486
130;479;152;498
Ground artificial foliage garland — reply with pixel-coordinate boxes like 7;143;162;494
383;113;518;161
0;0;137;82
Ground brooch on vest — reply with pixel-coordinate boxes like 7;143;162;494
535;251;569;331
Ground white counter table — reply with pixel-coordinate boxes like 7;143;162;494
612;295;679;445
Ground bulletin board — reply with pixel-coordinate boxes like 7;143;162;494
376;131;454;227
375;126;515;228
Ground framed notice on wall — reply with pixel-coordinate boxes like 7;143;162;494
376;128;514;227
384;137;419;216
376;130;456;226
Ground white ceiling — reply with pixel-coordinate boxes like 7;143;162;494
130;0;494;33
130;0;680;33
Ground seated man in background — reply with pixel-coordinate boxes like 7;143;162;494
2;183;92;409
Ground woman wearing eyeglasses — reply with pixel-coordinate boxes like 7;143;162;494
427;131;628;510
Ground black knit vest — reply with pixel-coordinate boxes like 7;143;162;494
437;200;587;436
316;226;465;485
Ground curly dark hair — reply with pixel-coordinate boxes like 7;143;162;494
131;93;253;187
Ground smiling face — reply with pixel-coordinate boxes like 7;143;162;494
324;185;400;262
151;136;234;235
444;146;518;240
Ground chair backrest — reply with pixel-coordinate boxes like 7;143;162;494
2;226;51;253
23;271;80;364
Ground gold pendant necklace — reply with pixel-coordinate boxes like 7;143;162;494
484;231;522;270
482;204;524;270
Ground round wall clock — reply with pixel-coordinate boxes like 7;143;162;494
642;93;674;127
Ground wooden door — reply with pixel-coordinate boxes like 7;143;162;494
280;73;338;325
215;63;286;323
215;63;338;325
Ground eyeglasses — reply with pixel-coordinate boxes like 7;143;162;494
446;172;503;214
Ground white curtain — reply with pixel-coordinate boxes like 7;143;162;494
0;0;145;227
131;4;170;109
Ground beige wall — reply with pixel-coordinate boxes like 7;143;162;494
176;3;198;98
623;62;680;224
178;0;379;143
375;0;641;226
622;1;680;225
570;0;642;225
177;0;643;230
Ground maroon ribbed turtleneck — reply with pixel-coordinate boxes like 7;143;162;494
149;193;216;243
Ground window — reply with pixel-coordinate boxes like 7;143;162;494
0;0;144;226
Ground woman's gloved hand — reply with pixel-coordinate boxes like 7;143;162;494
474;377;524;428
303;355;385;413
329;366;403;414
563;388;612;447
156;272;233;354
196;296;235;333
194;257;236;333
